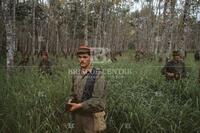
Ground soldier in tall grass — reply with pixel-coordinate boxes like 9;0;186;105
39;51;52;75
67;44;106;133
161;51;186;80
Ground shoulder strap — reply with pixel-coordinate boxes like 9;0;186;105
81;68;99;101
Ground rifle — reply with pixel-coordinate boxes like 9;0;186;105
61;94;78;114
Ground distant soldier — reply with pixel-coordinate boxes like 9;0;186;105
39;51;52;75
18;54;29;66
161;51;186;80
18;53;30;71
110;51;117;62
136;50;143;61
67;44;107;133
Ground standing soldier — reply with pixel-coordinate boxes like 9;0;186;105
18;53;29;71
161;51;186;80
67;44;107;133
18;54;29;66
39;51;52;75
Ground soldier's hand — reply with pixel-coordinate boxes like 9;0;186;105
167;72;174;77
68;103;83;112
67;99;72;103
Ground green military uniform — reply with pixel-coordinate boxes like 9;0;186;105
39;60;52;75
161;59;186;80
69;67;106;133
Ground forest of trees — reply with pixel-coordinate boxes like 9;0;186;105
0;0;200;67
1;1;200;132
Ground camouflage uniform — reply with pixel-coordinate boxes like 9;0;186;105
69;67;106;133
39;60;52;75
161;59;186;80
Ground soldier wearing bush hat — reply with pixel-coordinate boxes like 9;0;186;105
67;44;107;133
161;50;186;80
76;44;91;55
172;50;181;56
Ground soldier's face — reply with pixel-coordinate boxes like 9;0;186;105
174;55;181;61
42;55;48;60
78;53;91;68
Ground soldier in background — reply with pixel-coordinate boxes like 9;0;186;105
18;55;29;66
161;51;186;80
17;52;30;71
39;51;52;75
135;49;144;62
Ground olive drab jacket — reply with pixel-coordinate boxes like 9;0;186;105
39;60;52;75
161;59;186;80
69;67;106;113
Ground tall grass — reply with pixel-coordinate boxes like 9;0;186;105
0;53;200;133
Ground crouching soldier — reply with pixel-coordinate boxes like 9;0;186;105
66;44;107;133
161;51;186;80
39;51;52;75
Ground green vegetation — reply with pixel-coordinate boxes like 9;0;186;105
0;53;200;133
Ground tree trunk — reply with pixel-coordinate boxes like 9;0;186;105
169;0;176;51
154;0;162;59
180;0;191;54
162;0;169;32
3;0;16;79
56;21;59;56
32;0;36;64
84;0;88;45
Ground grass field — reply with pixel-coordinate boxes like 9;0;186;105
0;51;200;133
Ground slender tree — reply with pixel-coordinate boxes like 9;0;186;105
32;0;36;63
3;0;16;79
84;0;89;45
